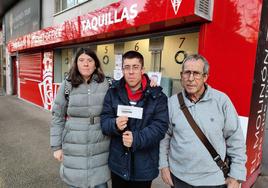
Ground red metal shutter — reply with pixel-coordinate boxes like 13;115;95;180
19;53;42;81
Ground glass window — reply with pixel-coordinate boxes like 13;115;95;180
94;32;198;97
67;0;76;8
161;32;199;94
53;32;199;96
61;49;74;81
78;0;87;3
55;0;61;13
97;44;115;78
54;48;74;83
55;0;88;13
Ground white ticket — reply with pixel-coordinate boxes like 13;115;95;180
117;105;143;119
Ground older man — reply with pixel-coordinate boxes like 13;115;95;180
159;54;246;188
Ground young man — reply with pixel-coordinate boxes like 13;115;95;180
159;54;247;188
101;51;169;188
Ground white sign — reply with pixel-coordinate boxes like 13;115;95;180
148;71;162;86
117;105;143;119
114;69;123;80
115;54;122;69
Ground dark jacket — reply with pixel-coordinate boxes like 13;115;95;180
100;75;169;181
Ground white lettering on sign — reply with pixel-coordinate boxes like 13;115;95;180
250;47;268;174
81;3;138;32
12;38;27;49
31;26;63;46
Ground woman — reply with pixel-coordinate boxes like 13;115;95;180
50;48;110;188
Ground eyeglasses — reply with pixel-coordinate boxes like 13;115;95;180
122;65;141;72
181;70;206;79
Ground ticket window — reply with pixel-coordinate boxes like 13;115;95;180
124;39;151;72
54;48;75;83
149;37;164;72
61;49;74;80
97;44;115;78
161;32;199;95
120;33;198;96
150;51;162;72
146;34;199;97
96;39;152;80
95;32;199;97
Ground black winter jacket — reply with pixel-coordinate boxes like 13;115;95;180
100;76;169;181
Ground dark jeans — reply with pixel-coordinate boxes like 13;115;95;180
171;173;227;188
111;172;152;188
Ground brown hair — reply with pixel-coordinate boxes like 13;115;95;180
68;48;105;87
122;50;144;67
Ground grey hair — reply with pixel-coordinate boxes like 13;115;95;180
181;54;210;74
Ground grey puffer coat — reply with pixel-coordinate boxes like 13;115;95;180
50;77;110;188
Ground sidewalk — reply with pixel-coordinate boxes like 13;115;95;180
0;88;5;96
0;96;168;188
0;96;66;188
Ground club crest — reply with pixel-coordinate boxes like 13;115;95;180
171;0;182;15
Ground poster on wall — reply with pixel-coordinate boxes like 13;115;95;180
115;54;122;69
114;54;123;80
148;71;162;86
113;69;123;80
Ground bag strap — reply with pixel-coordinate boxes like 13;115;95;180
177;92;229;176
63;79;72;118
64;79;72;101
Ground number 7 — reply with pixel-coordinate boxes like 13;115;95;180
179;37;185;48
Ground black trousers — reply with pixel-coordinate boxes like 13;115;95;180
171;173;227;188
111;172;152;188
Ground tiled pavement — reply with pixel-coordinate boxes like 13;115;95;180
0;95;267;188
0;96;168;188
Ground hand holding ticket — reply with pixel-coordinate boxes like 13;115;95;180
117;105;143;119
116;116;128;131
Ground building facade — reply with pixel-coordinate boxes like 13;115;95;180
2;0;268;187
